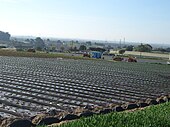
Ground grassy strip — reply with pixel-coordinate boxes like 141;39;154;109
0;50;92;60
38;102;170;127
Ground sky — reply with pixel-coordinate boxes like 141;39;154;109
0;0;170;44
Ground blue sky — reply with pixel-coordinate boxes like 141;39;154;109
0;0;170;44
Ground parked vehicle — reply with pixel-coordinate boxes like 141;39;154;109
127;57;137;62
83;52;90;58
113;56;137;62
113;56;123;61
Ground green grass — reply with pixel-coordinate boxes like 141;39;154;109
38;102;170;127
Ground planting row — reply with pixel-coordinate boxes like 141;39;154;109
0;56;170;118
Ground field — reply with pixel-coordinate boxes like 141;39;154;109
0;49;89;60
0;56;170;120
49;101;170;127
110;50;170;59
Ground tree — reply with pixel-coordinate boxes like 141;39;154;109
73;46;78;51
153;47;170;53
25;39;30;42
27;49;36;53
119;49;126;54
166;48;170;52
51;45;56;52
126;45;134;51
57;40;62;43
35;37;46;50
36;47;43;51
75;40;79;44
145;44;152;50
107;45;112;50
160;48;166;52
154;48;166;53
89;47;106;52
60;46;65;52
47;38;50;42
94;42;105;46
79;45;87;51
86;41;92;46
35;37;44;43
135;43;152;52
0;46;6;48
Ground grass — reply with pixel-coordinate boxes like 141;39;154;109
38;102;170;127
0;49;92;60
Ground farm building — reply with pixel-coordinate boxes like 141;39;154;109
90;51;102;58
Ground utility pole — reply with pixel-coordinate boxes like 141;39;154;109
167;53;170;65
120;39;122;49
124;37;125;46
71;41;73;50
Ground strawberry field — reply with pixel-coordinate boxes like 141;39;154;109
0;56;170;118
